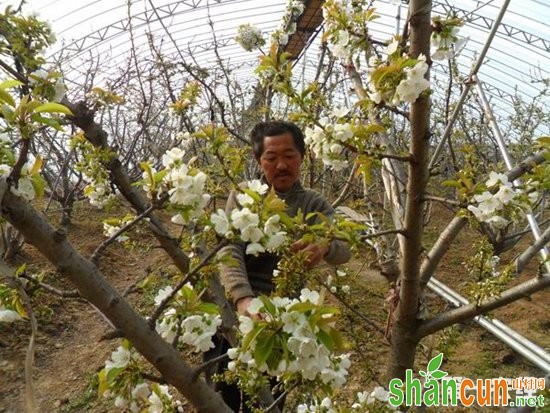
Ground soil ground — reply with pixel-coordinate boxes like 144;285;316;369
0;200;548;412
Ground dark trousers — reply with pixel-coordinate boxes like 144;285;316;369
204;335;285;412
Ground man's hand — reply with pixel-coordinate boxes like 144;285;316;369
291;239;329;269
236;296;254;316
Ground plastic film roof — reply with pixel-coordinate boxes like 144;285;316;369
18;0;550;131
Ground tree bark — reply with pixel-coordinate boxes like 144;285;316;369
387;0;432;381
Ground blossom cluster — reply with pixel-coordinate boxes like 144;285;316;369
84;179;116;209
113;382;178;413
368;49;430;106
103;222;129;243
270;0;305;47
102;215;137;243
102;345;182;412
352;386;401;411
322;0;368;60
227;290;351;392
210;179;289;255
70;134;117;209
430;16;466;61
29;68;66;102
141;146;210;225
323;1;431;106
235;23;266;52
169;81;201;115
154;284;222;353
326;269;351;294
467;171;537;228
304;112;353;171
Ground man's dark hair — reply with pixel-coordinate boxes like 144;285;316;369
249;120;306;159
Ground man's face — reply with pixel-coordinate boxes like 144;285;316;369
258;132;303;193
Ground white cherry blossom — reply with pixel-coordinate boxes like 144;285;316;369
131;383;151;400
231;208;259;230
210;209;230;235
247;179;269;195
238;315;254;334
263;214;281;234
240;225;264;243
105;346;131;372
162;147;185;168
236;192;255;206
486;171;509;187
300;288;320;305
265;231;287;251
154;286;174;307
246;242;265;256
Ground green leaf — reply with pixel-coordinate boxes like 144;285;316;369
0;89;15;107
363;123;386;134
139;161;154;189
254;332;275;366
195;302;219;315
97;369;109;395
105;366;124;383
259;295;276;316
33;102;73;115
419;370;426;377
316;328;334;351
31;174;46;198
427;353;444;373
242;324;266;350
30;113;63;130
0;79;23;90
288;301;316;313
442;179;461;188
329;328;345;350
15;263;27;277
30;156;43;175
26;100;43;113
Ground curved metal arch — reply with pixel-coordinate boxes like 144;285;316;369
43;0;547;129
433;1;550;53
48;0;282;60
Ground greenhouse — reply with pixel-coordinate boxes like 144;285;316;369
0;0;548;412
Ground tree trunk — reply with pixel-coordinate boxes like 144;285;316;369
387;0;432;381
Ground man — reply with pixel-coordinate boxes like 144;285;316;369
221;120;351;315
211;120;351;411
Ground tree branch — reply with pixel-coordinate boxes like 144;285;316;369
90;202;157;264
416;274;550;339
